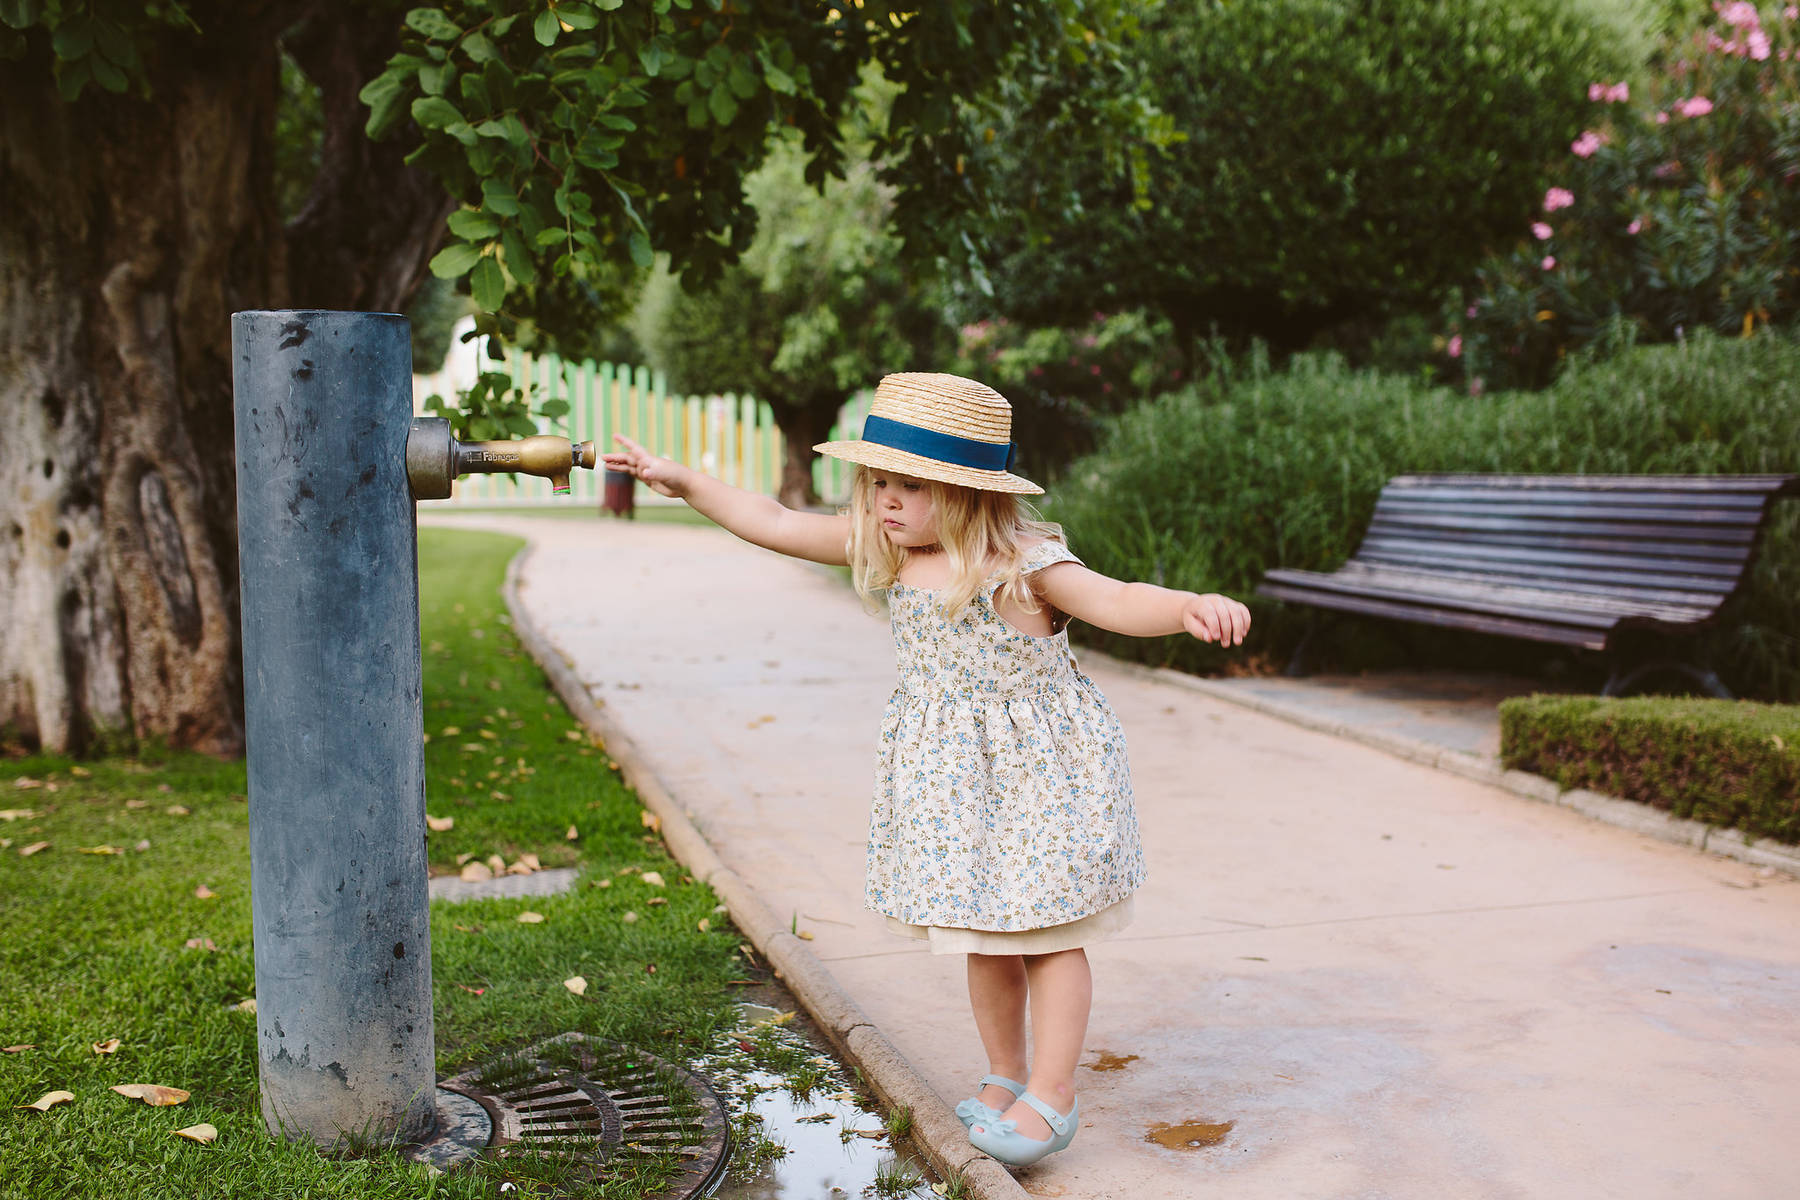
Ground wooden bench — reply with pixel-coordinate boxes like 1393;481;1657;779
1256;474;1799;697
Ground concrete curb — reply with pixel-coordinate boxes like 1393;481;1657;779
500;544;1027;1200
1095;654;1800;880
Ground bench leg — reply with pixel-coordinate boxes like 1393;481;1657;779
1602;658;1734;700
1284;617;1338;678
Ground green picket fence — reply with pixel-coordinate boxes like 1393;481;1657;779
418;352;872;508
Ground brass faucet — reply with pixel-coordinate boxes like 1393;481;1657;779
406;418;597;499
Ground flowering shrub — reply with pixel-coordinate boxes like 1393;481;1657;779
1450;2;1800;390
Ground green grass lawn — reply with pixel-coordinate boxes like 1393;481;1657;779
0;528;748;1199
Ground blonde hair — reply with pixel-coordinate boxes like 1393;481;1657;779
845;465;1064;618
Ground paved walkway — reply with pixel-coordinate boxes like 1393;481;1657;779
436;514;1800;1200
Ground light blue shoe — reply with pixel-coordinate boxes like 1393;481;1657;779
954;1074;1026;1129
968;1092;1079;1166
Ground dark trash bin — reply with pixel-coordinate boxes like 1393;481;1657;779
601;468;636;518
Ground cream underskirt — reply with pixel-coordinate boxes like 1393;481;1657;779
884;895;1135;956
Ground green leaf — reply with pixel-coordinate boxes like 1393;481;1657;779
628;229;653;269
51;19;92;59
538;398;571;418
54;58;90;101
596;0;624;9
471;256;507;311
482;178;522;216
418;63;445;94
462;32;497;63
558;4;600;30
429;242;484;278
90;53;127;92
404;8;461;41
411;95;462;129
762;64;796;95
360;74;409;139
536;228;568;246
0;1;41;32
638;38;666;76
502;227;537;287
534;9;560;46
448;210;501;239
707;83;737;125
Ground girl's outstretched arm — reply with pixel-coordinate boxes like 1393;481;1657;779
1032;562;1251;646
602;434;850;565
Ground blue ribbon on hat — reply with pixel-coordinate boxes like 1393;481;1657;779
861;413;1015;472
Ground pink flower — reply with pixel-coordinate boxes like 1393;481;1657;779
1787;5;1799;19
1543;187;1575;212
1749;28;1772;59
1606;82;1629;103
1532;221;1554;240
1571;131;1606;158
1448;335;1463;359
1466;305;1480;318
1675;95;1714;117
1719;2;1761;29
1541;255;1557;270
1468;377;1485;398
1627;217;1643;235
1656;110;1671;124
1588;82;1605;101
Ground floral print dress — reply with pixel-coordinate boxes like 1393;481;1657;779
866;538;1147;954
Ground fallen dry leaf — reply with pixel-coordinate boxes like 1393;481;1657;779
518;853;541;871
134;840;151;852
621;911;639;924
425;815;454;832
456;984;485;995
194;885;217;899
646;897;668;907
92;1039;122;1055
458;861;493;883
640;810;661;833
442;726;461;737
796;930;815;941
165;805;191;817
516;911;545;924
566;825;579;841
232;998;256;1013
485;854;506;874
17;1090;74;1111
697;919;711;933
0;809;38;821
592;878;612;888
173;1123;218;1144
640;871;665;888
505;861;534;877
184;937;219;952
563;976;588;996
13;778;43;791
563;730;582;742
111;1084;190;1106
70;766;91;778
454;852;474;866
3;1044;35;1053
77;845;124;856
125;799;149;810
19;841;50;857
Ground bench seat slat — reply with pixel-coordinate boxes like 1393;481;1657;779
1364;512;1765;540
1362;523;1757;558
1386;474;1800;495
1356;538;1747;585
1261;565;1716;629
1256;582;1610;650
1351;550;1739;599
1326;561;1729;611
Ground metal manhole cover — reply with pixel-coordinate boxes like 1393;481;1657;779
416;1032;731;1198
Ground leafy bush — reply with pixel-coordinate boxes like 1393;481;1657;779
1450;2;1800;390
962;0;1629;351
1045;330;1800;698
952;309;1183;481
1500;694;1800;842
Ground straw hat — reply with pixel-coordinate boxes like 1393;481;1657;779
813;373;1042;495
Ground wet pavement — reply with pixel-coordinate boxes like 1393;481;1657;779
430;513;1800;1200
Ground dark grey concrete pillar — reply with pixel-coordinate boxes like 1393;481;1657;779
231;310;435;1147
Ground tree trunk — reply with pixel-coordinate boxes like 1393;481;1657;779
773;397;843;510
0;7;445;755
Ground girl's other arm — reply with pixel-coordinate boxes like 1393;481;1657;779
1032;562;1251;646
602;434;849;566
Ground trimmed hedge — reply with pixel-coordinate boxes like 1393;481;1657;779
1499;694;1800;844
1045;329;1800;699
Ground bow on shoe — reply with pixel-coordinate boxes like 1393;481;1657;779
955;1098;1003;1125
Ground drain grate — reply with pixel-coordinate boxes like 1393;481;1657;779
420;1032;731;1197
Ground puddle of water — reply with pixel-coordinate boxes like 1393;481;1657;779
1145;1119;1235;1150
702;999;939;1200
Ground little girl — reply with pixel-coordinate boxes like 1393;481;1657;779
603;372;1249;1167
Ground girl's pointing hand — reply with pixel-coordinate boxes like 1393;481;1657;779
602;434;689;499
1181;593;1252;647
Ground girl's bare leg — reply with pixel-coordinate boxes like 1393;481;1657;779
975;947;1091;1140
966;953;1030;1111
